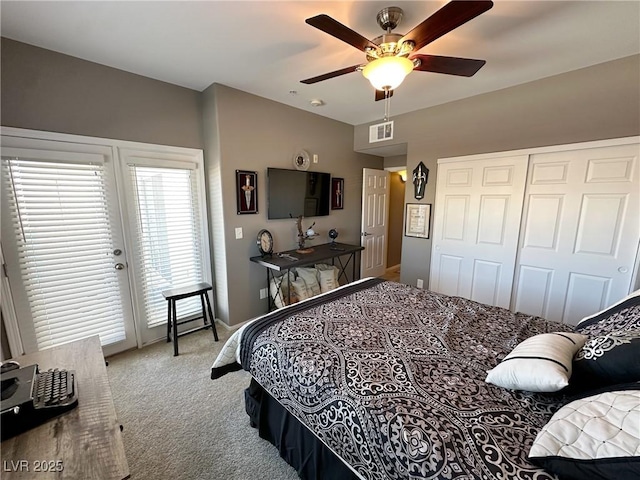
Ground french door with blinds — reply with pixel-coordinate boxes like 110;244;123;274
1;132;211;356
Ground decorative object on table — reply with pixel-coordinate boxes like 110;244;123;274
256;229;273;257
295;215;317;253
293;150;311;171
412;162;429;200
405;203;431;239
328;228;344;251
331;177;344;209
236;170;258;214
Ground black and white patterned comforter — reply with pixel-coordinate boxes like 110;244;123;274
215;279;573;480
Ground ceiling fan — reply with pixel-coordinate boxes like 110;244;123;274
301;0;494;101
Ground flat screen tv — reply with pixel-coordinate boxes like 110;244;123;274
267;168;331;220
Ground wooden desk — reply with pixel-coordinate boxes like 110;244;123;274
1;336;129;479
250;242;364;311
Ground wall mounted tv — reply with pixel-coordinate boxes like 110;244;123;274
267;168;331;220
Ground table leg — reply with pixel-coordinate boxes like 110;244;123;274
166;299;172;342
204;292;218;341
172;299;179;356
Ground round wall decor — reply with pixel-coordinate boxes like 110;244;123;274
293;150;310;171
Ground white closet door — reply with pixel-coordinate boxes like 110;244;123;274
514;143;639;325
430;155;529;308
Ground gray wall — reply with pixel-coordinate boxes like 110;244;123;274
202;84;382;326
1;38;202;148
354;54;640;288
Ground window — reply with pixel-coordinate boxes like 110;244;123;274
129;165;205;327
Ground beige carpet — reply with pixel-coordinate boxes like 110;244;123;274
106;327;299;480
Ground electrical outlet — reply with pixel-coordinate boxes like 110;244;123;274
417;278;424;289
235;227;243;240
259;288;268;299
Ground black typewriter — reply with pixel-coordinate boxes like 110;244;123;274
1;362;78;441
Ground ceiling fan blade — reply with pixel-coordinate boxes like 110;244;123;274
306;14;378;52
300;64;362;84
375;89;394;102
412;54;486;77
400;0;493;52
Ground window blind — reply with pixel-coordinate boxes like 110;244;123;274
2;157;127;350
129;166;204;327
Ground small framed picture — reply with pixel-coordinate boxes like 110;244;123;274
405;203;431;239
236;170;258;214
331;177;344;210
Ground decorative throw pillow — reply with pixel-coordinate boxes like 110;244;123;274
269;272;295;308
575;289;640;334
572;291;640;388
529;387;640;480
315;264;339;293
485;332;587;392
295;267;322;297
289;277;310;303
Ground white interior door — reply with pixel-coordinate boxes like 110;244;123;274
1;139;137;356
513;143;640;325
361;168;389;278
430;155;529;308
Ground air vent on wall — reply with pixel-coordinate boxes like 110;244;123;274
369;121;394;143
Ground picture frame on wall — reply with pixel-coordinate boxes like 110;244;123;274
236;170;258;214
405;203;431;239
331;177;344;210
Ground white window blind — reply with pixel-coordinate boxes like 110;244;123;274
2;157;127;350
129;165;204;327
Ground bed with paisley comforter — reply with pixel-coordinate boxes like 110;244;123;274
212;278;577;480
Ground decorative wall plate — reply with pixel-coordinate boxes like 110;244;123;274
293;150;310;171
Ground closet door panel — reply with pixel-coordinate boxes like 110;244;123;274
431;155;528;308
515;143;639;325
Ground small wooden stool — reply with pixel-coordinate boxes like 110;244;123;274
162;282;218;356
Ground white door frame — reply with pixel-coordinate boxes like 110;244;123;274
0;127;211;354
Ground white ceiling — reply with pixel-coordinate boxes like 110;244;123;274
2;1;639;126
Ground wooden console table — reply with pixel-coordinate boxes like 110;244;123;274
250;242;364;311
1;336;129;479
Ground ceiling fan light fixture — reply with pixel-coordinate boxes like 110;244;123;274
362;56;414;91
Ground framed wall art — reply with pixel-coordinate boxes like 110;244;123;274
405;203;431;239
331;177;344;210
236;170;258;214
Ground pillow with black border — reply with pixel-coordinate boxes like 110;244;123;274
529;382;640;480
485;332;587;392
572;292;640;388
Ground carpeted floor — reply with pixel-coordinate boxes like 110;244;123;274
106;326;299;480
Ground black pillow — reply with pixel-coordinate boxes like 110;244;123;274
572;293;640;387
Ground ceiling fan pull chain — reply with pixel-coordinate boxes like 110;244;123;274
384;90;391;121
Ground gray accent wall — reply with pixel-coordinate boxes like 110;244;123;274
354;54;640;289
202;84;382;326
1;38;202;148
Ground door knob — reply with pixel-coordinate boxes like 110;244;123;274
362;232;372;237
115;263;125;270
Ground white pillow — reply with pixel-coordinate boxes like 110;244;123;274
529;389;640;479
296;267;321;297
485;332;587;392
316;264;339;293
289;277;310;302
269;272;294;308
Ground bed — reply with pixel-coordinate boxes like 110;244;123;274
212;278;640;480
